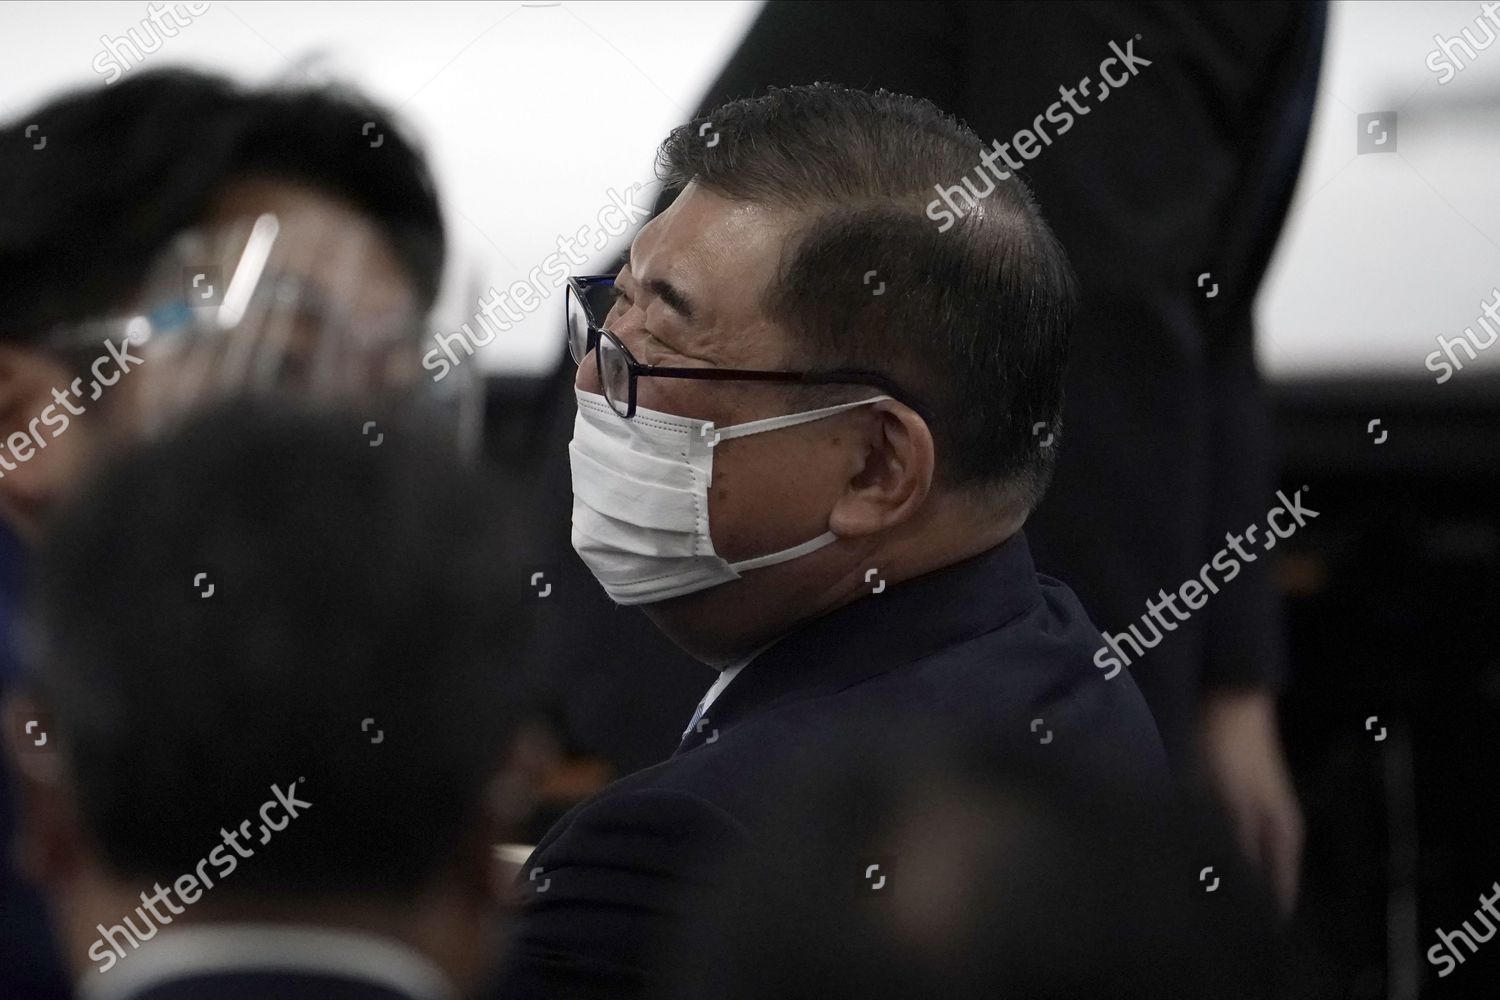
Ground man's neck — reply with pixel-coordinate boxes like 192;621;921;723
821;502;1025;622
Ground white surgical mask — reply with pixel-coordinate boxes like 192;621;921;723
569;387;891;605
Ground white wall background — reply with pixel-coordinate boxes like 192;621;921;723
1260;0;1500;381
1;0;1496;382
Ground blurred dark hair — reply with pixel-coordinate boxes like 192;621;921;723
656;83;1076;514
673;735;1286;1000
25;403;529;898
0;68;445;341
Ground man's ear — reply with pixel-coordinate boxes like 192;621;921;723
827;399;935;538
2;691;84;890
0;345;95;542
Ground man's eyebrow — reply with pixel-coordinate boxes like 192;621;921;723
618;248;695;320
644;278;695;320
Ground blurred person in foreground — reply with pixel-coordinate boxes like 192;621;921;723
0;66;469;544
490;83;1168;999
4;404;529;1000
673;736;1286;1000
0;68;468;997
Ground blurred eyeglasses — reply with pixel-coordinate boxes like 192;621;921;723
43;213;481;454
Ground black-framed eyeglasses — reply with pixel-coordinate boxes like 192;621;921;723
566;274;930;421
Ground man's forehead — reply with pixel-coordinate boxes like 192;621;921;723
629;185;793;318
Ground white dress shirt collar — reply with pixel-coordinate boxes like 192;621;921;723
683;636;782;739
79;923;456;1000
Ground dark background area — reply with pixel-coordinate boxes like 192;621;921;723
1274;372;1500;997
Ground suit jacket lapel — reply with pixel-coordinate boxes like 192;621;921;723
674;532;1043;755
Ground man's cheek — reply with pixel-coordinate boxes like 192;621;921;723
710;443;784;524
707;446;760;551
708;439;742;500
637;381;702;420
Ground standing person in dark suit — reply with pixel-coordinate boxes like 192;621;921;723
4;406;530;1000
490;83;1168;1000
529;0;1325;916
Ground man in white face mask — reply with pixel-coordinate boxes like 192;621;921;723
492;84;1170;1000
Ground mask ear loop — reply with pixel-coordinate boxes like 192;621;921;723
709;394;894;445
707;396;889;570
726;528;842;572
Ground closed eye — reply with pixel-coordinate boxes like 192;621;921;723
610;274;703;363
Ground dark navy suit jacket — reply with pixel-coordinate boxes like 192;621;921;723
491;531;1168;998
